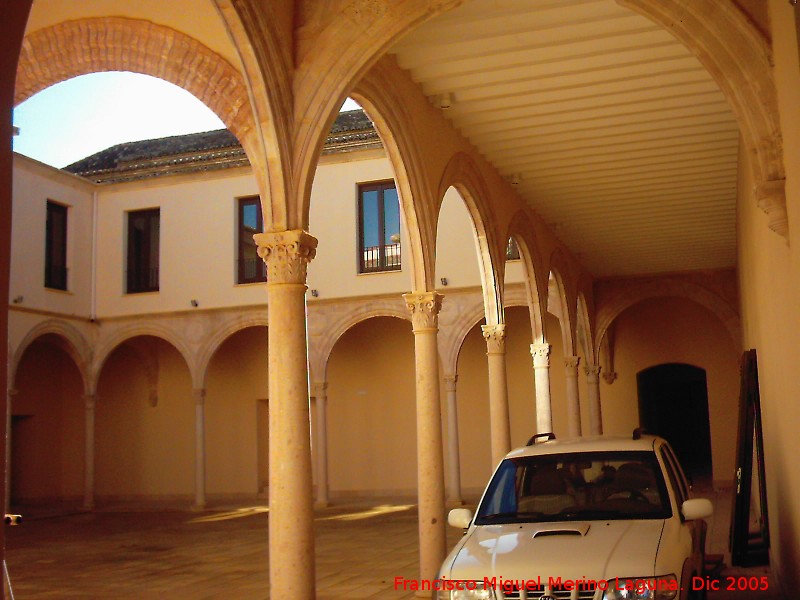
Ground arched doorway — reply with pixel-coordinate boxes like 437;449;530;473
637;363;713;484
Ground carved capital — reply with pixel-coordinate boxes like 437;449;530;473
603;371;618;385
481;324;506;354
193;388;206;407
564;355;580;375
83;394;96;410
403;292;443;332
254;230;318;284
584;364;602;382
530;343;551;368
311;381;328;399
443;375;458;393
756;179;788;241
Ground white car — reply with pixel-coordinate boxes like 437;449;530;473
436;431;713;600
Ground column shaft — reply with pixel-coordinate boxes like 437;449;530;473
565;356;581;437
312;382;329;507
193;388;207;509
531;343;552;434
5;389;17;514
483;324;511;465
585;364;603;435
257;230;317;600
404;292;446;587
83;394;96;510
443;375;462;504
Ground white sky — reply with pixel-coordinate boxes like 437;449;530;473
13;71;361;169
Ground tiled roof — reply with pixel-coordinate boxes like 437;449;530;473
64;109;379;183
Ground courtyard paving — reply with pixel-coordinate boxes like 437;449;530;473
4;492;781;599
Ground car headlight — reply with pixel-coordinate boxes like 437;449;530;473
434;581;495;600
602;574;679;600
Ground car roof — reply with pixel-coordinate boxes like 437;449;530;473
504;434;662;459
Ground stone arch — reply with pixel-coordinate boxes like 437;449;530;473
195;314;269;389
506;209;547;344
313;302;411;382
10;320;91;393
437;152;503;326
92;323;195;388
576;292;595;365
594;279;741;360
619;0;784;197
16;17;254;144
350;64;437;293
546;249;576;356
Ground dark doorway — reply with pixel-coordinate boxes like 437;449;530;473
637;363;713;484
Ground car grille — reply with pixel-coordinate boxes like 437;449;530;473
495;582;598;600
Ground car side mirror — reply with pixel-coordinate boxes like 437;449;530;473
448;508;473;529
681;498;713;520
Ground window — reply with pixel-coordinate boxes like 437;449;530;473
237;195;265;284
126;208;160;293
358;180;400;273
45;200;68;290
506;237;521;261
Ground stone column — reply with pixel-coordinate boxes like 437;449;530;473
83;394;96;510
443;375;462;504
585;364;603;435
531;343;552;434
565;356;581;437
482;324;511;465
404;291;447;588
256;229;317;600
193;388;207;510
5;389;17;514
311;381;329;508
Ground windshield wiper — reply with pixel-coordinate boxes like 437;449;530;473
478;511;544;522
558;509;625;519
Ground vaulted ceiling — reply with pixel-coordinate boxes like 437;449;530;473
390;0;740;278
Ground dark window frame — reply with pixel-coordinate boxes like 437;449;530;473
506;237;521;261
237;195;266;284
45;200;68;291
126;207;160;294
357;180;401;273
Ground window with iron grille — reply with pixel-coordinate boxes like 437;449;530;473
45;200;68;290
237;195;265;284
358;180;401;273
126;208;160;294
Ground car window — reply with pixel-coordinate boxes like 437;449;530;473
475;451;672;525
661;444;689;500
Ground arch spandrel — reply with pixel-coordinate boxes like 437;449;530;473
194;314;269;390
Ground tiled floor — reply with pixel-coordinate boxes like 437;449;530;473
4;492;782;599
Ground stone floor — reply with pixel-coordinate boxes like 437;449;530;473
3;491;782;599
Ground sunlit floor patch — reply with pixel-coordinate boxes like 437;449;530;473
189;506;269;523
316;504;415;522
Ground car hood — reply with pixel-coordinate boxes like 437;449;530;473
444;520;665;582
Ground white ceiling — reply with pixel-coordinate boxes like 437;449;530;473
390;0;739;278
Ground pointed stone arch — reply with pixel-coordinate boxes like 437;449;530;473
576;292;595;365
506;209;547;344
546;248;577;356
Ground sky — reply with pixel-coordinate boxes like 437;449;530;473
12;71;361;169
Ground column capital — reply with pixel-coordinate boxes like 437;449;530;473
443;375;458;392
603;371;618;385
564;355;580;370
254;229;318;284
584;364;602;380
403;291;443;332
530;343;551;367
193;388;206;406
83;394;96;410
7;388;19;397
481;324;506;354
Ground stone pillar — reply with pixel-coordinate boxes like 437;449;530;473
482;324;511;465
565;356;581;437
256;229;317;600
443;375;462;504
531;343;552;434
404;291;447;588
311;381;329;508
83;394;96;510
585;364;603;435
5;389;17;514
193;388;207;510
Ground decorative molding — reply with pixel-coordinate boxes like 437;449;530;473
481;324;506;354
530;342;551;368
403;292;443;331
564;355;581;371
255;230;318;284
584;364;602;383
755;179;789;242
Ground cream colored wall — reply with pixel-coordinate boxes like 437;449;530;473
205;326;267;497
598;297;739;481
10;155;94;317
325;316;417;497
11;338;84;503
736;3;800;588
95;339;194;501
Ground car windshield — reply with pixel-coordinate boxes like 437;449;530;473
475;450;672;525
